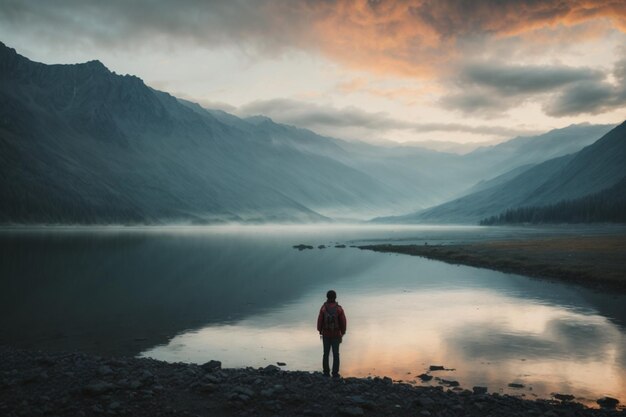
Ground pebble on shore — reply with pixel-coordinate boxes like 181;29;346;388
0;347;623;417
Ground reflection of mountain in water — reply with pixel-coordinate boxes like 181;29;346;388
1;228;625;362
0;231;378;356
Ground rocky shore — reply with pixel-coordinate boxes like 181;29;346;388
1;347;623;417
359;235;626;291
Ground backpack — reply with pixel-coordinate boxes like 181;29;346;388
322;303;340;331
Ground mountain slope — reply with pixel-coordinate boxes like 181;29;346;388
464;123;615;175
0;42;418;223
0;42;618;224
379;121;626;224
479;176;626;224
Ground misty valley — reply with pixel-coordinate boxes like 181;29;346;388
1;42;625;226
1;34;625;417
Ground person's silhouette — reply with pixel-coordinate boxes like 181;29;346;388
317;290;347;377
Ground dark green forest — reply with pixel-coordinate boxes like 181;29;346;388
480;177;626;225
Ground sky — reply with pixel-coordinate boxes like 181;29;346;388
1;0;625;147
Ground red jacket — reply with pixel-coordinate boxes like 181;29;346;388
317;302;347;338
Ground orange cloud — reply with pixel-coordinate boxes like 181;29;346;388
282;0;626;77
3;0;624;78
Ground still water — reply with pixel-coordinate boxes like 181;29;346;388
1;225;625;405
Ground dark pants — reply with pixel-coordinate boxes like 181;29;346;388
322;336;341;376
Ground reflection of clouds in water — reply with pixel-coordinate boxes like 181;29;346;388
450;327;554;360
144;286;626;403
447;315;621;362
444;311;626;402
546;317;620;360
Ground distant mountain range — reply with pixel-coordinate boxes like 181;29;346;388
379;121;626;224
0;42;619;224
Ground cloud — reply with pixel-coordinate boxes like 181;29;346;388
441;61;626;116
411;0;626;37
236;98;537;139
1;0;625;77
459;63;604;94
440;91;510;115
544;74;626;117
544;53;626;116
543;80;618;116
240;99;394;130
2;0;625;120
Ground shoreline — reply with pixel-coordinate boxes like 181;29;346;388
0;347;622;417
359;235;626;292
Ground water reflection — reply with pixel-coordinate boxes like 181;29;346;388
139;244;626;404
144;286;626;403
0;225;624;405
0;227;379;354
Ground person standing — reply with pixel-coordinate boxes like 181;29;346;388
317;290;347;378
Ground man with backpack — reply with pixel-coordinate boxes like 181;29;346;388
317;290;347;378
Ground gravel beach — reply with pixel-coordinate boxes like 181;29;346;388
1;347;623;417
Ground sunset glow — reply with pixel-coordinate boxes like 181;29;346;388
2;0;625;146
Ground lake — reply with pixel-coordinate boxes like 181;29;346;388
1;224;625;405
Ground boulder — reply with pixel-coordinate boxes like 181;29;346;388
233;386;255;397
596;397;619;409
98;365;113;376
83;381;115;396
264;364;281;373
553;393;575;402
440;379;459;387
201;360;222;371
338;406;364;416
472;386;488;395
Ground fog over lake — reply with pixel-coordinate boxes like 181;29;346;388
1;225;625;404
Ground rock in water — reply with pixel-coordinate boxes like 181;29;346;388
440;379;459;387
472;386;488;395
596;397;619;409
429;365;445;371
553;393;575;402
417;373;433;381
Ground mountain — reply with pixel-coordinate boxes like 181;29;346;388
382;121;626;224
0;42;617;224
464;123;615;175
0;42;421;223
479;176;626;225
402;140;498;154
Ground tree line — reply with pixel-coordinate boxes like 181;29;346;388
480;177;626;225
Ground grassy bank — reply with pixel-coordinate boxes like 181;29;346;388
359;235;626;291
